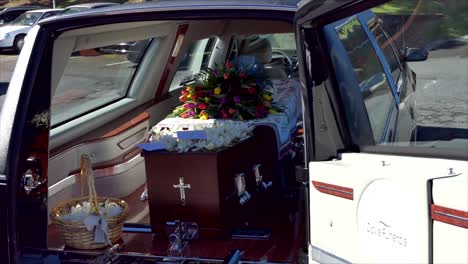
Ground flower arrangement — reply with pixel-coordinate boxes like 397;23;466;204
149;121;253;152
168;60;280;121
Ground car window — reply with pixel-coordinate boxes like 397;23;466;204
1;10;25;23
336;17;395;143
169;37;216;91
326;1;467;153
263;33;296;56
10;12;41;26
368;20;401;84
39;11;59;21
51;38;153;126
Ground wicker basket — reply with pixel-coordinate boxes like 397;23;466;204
49;155;129;249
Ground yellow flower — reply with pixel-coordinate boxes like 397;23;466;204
269;109;278;114
263;94;272;101
200;115;208;120
205;97;211;102
214;87;222;95
186;94;191;98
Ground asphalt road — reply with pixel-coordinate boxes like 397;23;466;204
410;51;468;129
0;42;467;131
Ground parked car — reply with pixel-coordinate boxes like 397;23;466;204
0;6;42;27
57;2;119;15
0;0;466;263
0;8;62;52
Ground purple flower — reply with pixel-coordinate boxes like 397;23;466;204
234;96;241;104
220;97;227;104
213;69;219;77
187;110;195;117
185;103;196;109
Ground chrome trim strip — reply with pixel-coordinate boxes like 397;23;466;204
48;154;143;197
314;185;353;196
118;128;147;150
122;226;152;233
434;211;468;222
311;245;351;264
0;174;6;182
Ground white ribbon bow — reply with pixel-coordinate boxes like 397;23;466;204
84;214;112;245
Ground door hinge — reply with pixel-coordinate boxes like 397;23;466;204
296;165;309;183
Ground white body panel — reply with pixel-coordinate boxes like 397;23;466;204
308;153;467;263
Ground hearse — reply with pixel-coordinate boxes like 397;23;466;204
0;0;466;263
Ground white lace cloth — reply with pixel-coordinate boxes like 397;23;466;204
153;78;302;150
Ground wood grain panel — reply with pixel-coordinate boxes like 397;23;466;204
102;112;149;139
155;24;189;99
431;204;468;229
312;181;353;200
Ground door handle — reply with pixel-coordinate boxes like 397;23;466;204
21;156;45;195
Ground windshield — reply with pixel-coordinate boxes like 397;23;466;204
11;12;41;26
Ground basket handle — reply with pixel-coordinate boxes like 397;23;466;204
80;154;100;215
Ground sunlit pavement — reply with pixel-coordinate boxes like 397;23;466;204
0;51;17;108
409;43;468;129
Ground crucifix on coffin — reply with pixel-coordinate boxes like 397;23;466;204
173;177;191;206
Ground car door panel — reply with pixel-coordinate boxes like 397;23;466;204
47;112;150;219
295;1;467;264
0;24;51;261
396;64;417;142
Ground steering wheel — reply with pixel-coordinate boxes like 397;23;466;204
272;50;293;68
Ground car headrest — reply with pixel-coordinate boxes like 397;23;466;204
239;37;272;64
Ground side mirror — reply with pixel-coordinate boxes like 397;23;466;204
403;47;428;62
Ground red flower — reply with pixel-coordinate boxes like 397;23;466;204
263;101;271;107
195;86;202;92
179;95;187;102
220;110;229;119
198;103;208;110
224;73;230;80
228;108;236;115
181;90;189;96
248;87;256;94
239;72;247;79
225;61;233;69
256;105;266;112
192;95;198;100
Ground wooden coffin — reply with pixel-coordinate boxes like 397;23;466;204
142;126;280;237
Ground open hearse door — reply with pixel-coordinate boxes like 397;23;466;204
0;24;52;263
295;0;468;263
